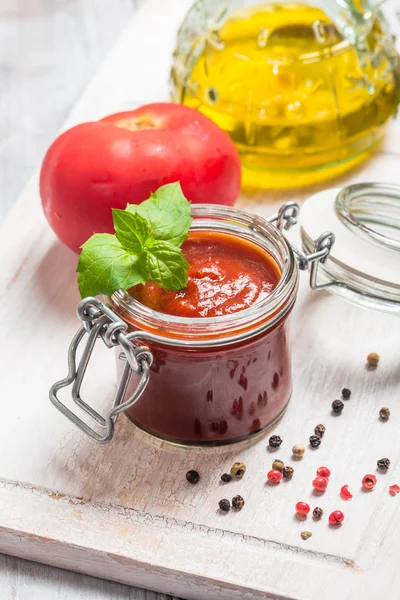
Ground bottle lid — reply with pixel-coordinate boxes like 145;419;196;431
300;183;400;313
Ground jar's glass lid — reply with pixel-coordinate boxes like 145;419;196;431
300;183;400;313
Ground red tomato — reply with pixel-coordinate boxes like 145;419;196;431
40;103;241;252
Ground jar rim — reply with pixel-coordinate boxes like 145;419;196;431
335;182;400;252
109;204;298;345
300;185;400;314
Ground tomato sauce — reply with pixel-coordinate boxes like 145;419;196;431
119;231;293;445
130;232;281;317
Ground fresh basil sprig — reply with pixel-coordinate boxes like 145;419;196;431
77;182;192;299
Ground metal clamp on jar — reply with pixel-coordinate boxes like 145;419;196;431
50;183;400;445
300;182;400;312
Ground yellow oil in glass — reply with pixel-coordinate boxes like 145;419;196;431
171;3;398;190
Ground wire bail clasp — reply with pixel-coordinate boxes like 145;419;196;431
49;297;153;444
268;201;335;290
267;201;300;232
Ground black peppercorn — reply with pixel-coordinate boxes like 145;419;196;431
313;506;323;520
269;435;282;448
282;466;294;479
332;399;344;414
219;499;231;512
377;458;390;470
221;473;232;483
309;435;321;448
186;470;200;484
314;424;326;438
232;495;245;510
342;388;351;400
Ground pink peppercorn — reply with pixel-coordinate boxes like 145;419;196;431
362;474;377;490
316;466;331;478
313;476;329;491
329;510;344;526
267;469;283;484
340;485;353;500
296;502;310;516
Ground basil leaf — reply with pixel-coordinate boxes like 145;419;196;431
77;234;145;298
127;181;191;247
77;183;192;298
144;240;189;291
112;209;149;253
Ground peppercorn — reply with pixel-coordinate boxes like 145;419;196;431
292;444;305;458
221;473;232;483
340;485;352;500
269;435;282;448
301;531;312;540
296;502;310;516
314;424;326;438
342;388;351;400
362;474;377;490
329;510;344;526
332;399;344;414
186;470;200;484
232;495;245;510
218;499;231;512
230;462;246;478
316;466;331;478
367;352;380;367
282;466;294;480
267;469;283;484
313;476;328;491
377;458;390;471
309;435;321;448
272;459;285;472
313;506;323;520
379;407;390;421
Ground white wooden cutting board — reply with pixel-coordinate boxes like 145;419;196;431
1;1;400;599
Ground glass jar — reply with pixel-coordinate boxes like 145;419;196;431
300;182;400;313
51;202;326;445
49;185;400;445
108;205;298;445
171;0;400;190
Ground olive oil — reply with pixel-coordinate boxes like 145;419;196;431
171;3;398;189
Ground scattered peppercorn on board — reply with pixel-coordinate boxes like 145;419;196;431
0;1;400;600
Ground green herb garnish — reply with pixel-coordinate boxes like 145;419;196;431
77;182;192;298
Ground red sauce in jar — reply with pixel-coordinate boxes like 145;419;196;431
117;231;293;445
130;231;281;317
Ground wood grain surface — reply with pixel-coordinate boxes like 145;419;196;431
0;1;177;598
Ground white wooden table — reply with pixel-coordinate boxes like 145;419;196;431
0;1;177;598
1;1;400;599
